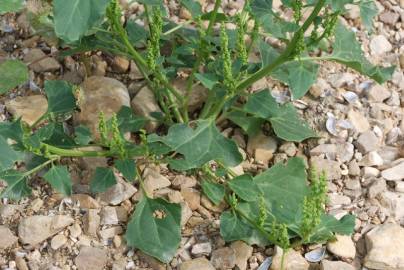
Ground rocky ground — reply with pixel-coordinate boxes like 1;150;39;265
1;0;404;269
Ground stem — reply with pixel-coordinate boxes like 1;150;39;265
162;19;193;36
24;158;58;177
44;144;112;157
281;251;286;270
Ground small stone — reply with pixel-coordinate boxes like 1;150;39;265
321;260;355;270
359;151;384;167
356;131;380;154
310;157;341;180
191;242;212;255
370;35;392;55
15;257;29;270
247;132;277;164
51;234;67;250
210;247;236;269
379;11;400;26
5;95;48;126
368;84;391;103
71;194;101;209
90;55;107;76
129;61;143;80
172;175;197;189
326;235;356;259
98;226;123;240
347;109;370;133
168;190;183;203
345;179;361;190
69;223;82;238
30;198;43;212
270;246;309;270
180;257;215;270
112;56;130;73
179;7;192;19
328;194;351;206
75;247;108;270
101;206;128;225
279;142;297;157
348;160;361;176
98;176;137;205
381;162;404;181
230;241;253;270
24;48;61;72
0;226;18;249
76;76;130;139
310;144;337;157
18;215;73;246
131;86;162;132
172;78;209;112
362;167;380;178
181;188;201;210
181;202;193;227
143;168;171;195
364;223;404;269
83;209;100;238
396;182;404;193
138;252;166;270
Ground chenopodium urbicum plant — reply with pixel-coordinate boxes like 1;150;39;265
0;0;394;263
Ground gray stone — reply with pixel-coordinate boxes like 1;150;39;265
328;194;351;206
382;162;404;181
71;194;100;209
364;223;404;270
131;86;162;132
5;95;48;126
173;78;208;112
210;247;236;270
50;234;67;250
368;84;391;103
370;35;392;55
348;109;370;133
310;157;341;180
321;260;355;270
356;131;380;154
0;226;18;249
75;247;108;270
24;48;61;72
368;179;386;198
230;241;253;270
100;206;128;225
18;215;73;246
180;258;215;270
191;242;212;255
83;209;100;238
326;235;356;259
98;175;137;205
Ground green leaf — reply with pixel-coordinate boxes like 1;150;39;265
228;174;262;202
53;0;111;43
244;90;316;142
126;20;148;44
0;60;29;94
360;0;378;32
250;0;272;17
201;180;225;205
44;80;76;115
0;119;24;145
260;14;298;39
43;166;72;196
328;0;353;11
308;214;355;242
115;159;136;182
75;125;93;145
0;0;24;14
194;73;218;90
325;23;394;84
148;120;242;170
226;111;264;137
180;0;202;17
125;197;181;263
90;167;117;193
116;106;146;133
0;170;31;200
0;136;23;172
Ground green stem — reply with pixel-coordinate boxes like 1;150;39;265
24;158;58;177
44;144;112;157
281;251;286;270
162;19;193;36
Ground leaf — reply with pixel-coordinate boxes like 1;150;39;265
116;106;146;133
360;0;378;32
90;167;117;193
148;120;242;170
244;90;316;142
0;60;29;94
0;0;24;14
44;123;78;148
75;125;93;145
0;170;31;200
328;0;353;11
53;0;111;43
115;159;136;182
250;0;272;17
44;80;76;115
126;20;148;44
125;197;181;263
0;119;24;145
43;166;72;196
308;214;355;243
200;12;227;22
201;180;225;205
226;111;264;137
325;23;394;84
180;0;202;17
194;73;218;90
260;13;298;39
0;136;23;172
228;174;262;202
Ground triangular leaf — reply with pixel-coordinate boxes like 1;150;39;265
75;125;93;145
201;180;225;205
43;165;72;196
360;0;378;32
44;80;76;115
115;159;136;182
0;136;23;172
0;170;31;200
90;167;117;193
228;174;262;202
226;111;264;137
0;60;29;94
125;197;181;263
195;73;218;90
180;0;202;17
116;106;146;133
308;214;355;243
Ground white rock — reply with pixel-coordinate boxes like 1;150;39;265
51;234;67;250
143;168;171;196
370;35;393;55
18;215;73;246
326;235;356;259
75;247;108;270
382;162;404;181
321;260;355;270
347;109;370;133
0;225;18;249
368;84;391;103
356;131;380;154
364;223;404;269
5;95;48;126
191;242;212;255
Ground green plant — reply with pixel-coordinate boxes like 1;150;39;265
0;0;392;264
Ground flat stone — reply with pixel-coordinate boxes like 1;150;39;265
379;11;400;25
18;215;73;246
5;95;48;126
75;247;108;270
348;109;370;133
326;235;356;259
143;168;171;196
83;209;100;238
370;35;392;55
364;223;404;269
138;252;165;270
356;131;380;154
310;157;341;180
100;206;128;225
24;48;61;72
191;242;212;256
0;226;18;249
230;241;253;270
247;132;277;164
382;162;404;181
321;260;355;270
210;247;236;269
75;76;130;140
71;194;100;209
270;247;309;270
51;234;67;250
368;84;391;103
131;86;162;132
180;257;215;270
359;151;384;167
98;226;123;240
328;194;351;206
310;144;337;157
112;56;130;73
368;179;387;198
181;188;201;210
98;175;137;205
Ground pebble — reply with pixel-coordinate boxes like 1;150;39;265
180;257;215;270
310;157;341;180
143;168;171;196
379;11;400;26
24;48;61;72
356;131;380;154
191;242;212;255
328;194;352;207
98;176;137;205
364;223;404;269
50;234;67;250
0;225;18;249
381;162;404;181
75;247;108;270
326;235;356;259
172;78;209;112
5;95;48;126
131;86;162;132
71;194;101;209
230;241;253;270
270;247;309;270
247;132;277;164
83;209;100;238
369;35;393;55
368;179;386;198
321;260;355;270
100;206;128;225
368;84;391;103
347;109;370;133
18;215;73;246
181;188;201;210
112;56;130;73
210;247;236;269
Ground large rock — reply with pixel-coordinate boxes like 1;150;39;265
18;215;73;245
364;223;404;269
75;247;108;270
321;260;355;270
0;226;18;249
326;235;356;259
5;95;48;126
180;257;215;270
24;48;61;72
75;76;130;140
270;247;309;270
131;86;162;132
382;162;404;181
